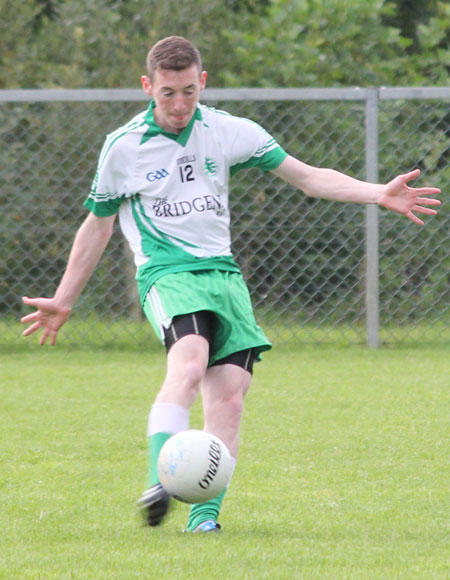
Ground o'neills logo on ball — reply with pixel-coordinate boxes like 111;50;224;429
198;440;221;489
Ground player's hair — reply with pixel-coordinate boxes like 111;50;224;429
147;36;202;78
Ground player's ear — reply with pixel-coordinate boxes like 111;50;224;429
200;70;207;90
141;75;153;96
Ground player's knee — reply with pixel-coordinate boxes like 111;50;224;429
183;359;206;390
219;390;245;422
160;358;206;403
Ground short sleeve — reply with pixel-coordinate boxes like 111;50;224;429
226;117;288;176
83;132;136;216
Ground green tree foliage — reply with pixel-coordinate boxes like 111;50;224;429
219;0;449;87
0;0;242;88
0;0;448;88
384;0;442;52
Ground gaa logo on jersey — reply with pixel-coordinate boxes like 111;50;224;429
204;157;218;177
147;169;170;182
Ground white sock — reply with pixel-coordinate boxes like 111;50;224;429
148;402;190;436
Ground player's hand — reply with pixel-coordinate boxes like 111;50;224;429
378;169;441;225
21;296;72;346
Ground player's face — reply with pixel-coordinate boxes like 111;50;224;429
141;65;207;134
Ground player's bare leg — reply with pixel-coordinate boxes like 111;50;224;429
201;364;251;457
138;335;209;526
184;363;252;532
156;334;210;407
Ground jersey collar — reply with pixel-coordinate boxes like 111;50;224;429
141;101;202;147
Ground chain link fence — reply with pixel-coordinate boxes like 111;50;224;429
1;88;448;348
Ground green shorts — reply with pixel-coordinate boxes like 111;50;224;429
143;270;272;365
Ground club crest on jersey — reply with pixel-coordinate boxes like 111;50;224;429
146;169;169;182
204;157;218;177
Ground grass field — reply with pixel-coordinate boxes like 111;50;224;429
0;342;448;579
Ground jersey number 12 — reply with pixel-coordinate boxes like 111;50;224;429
179;164;195;183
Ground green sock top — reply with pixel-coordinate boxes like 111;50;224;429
186;487;227;531
148;432;172;487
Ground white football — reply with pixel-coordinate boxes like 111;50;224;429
157;430;232;504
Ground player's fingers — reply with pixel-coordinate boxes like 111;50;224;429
409;187;441;195
22;321;42;336
412;205;438;215
22;296;40;306
413;194;441;203
40;327;52;346
402;169;421;183
406;211;424;226
21;312;36;323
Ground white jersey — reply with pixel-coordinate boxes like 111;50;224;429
84;101;287;297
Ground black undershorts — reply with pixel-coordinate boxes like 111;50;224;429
163;310;255;374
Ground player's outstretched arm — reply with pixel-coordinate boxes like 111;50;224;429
271;156;441;225
21;212;116;346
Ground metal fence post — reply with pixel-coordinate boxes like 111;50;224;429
365;87;380;348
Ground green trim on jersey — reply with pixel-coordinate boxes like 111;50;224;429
131;194;219;295
84;111;148;216
84;195;125;216
132;194;200;251
98;113;147;171
230;145;288;176
141;101;203;147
